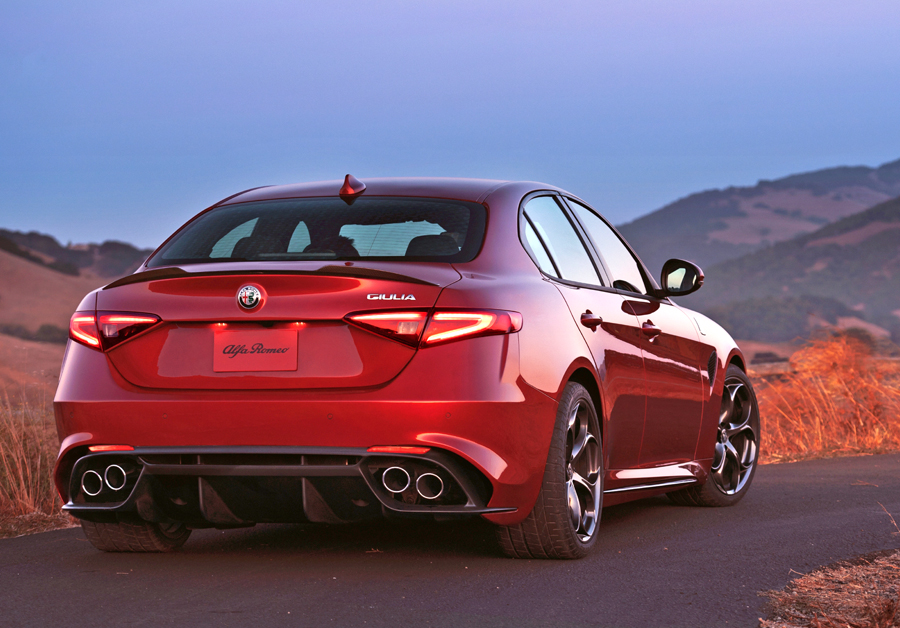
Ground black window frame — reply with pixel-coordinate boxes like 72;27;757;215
559;195;663;299
517;191;613;291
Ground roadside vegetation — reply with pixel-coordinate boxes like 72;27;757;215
760;548;900;628
0;392;74;537
753;331;900;464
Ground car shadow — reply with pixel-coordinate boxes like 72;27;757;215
163;494;685;559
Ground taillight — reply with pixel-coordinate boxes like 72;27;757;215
345;311;428;346
69;312;101;348
345;309;522;347
422;310;522;346
68;311;160;351
97;312;160;350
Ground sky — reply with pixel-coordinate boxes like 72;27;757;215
1;0;899;249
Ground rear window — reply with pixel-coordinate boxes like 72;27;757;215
146;197;486;267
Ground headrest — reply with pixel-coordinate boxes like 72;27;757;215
405;234;459;257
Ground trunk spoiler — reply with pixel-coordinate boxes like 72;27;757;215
103;265;438;290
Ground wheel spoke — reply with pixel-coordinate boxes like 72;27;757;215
573;434;598;470
724;439;741;470
566;479;581;530
571;470;594;494
570;420;589;463
712;441;726;472
568;405;579;431
719;383;739;423
724;422;754;440
571;472;597;537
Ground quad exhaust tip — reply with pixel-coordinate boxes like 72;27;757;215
82;465;128;496
415;473;444;500
104;465;127;491
81;470;103;497
382;467;411;493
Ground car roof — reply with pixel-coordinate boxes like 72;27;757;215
222;178;517;205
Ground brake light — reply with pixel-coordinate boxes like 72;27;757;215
98;312;160;350
346;309;523;347
69;311;160;351
422;310;522;346
69;312;100;348
345;311;428;346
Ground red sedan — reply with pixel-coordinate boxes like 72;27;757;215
54;176;760;559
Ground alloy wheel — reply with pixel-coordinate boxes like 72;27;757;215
565;401;602;542
712;377;759;495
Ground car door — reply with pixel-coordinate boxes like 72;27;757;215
519;194;647;471
563;197;705;466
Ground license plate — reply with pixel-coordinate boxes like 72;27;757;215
213;329;298;372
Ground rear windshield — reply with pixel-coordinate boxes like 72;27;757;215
146;197;486;268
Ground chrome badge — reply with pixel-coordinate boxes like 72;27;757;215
237;285;262;310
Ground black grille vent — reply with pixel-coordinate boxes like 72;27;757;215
707;350;718;387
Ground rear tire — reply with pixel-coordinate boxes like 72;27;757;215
495;382;603;559
668;364;760;507
80;517;191;552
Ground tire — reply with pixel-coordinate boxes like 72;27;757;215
495;382;603;559
80;517;191;552
668;364;760;507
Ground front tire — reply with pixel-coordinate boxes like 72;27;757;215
668;364;760;507
80;517;191;552
496;382;603;559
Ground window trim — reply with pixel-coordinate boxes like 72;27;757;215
522;212;561;278
559;195;662;298
516;191;615;292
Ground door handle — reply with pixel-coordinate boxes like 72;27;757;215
580;311;603;332
641;320;662;338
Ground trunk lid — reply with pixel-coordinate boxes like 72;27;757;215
97;263;460;390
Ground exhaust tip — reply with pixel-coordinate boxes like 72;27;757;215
104;464;127;491
81;470;103;497
382;466;411;494
415;473;444;500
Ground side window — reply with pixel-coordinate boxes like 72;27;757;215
566;199;648;294
522;196;601;286
523;220;557;275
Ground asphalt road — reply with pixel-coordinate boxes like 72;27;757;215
2;454;899;628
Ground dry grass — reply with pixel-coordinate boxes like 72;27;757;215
753;335;900;463
759;549;900;628
0;391;75;538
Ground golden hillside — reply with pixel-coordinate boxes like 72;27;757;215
0;249;106;333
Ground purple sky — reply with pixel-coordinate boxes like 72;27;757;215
2;0;899;248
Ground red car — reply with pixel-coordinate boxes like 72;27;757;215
54;176;760;559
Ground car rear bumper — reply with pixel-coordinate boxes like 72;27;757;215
54;336;558;526
64;446;514;527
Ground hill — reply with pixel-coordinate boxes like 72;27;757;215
0;229;152;278
0;249;107;340
617;158;900;274
685;195;900;342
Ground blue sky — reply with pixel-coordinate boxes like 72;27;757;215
1;0;899;248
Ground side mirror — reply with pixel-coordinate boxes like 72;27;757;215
659;259;704;297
